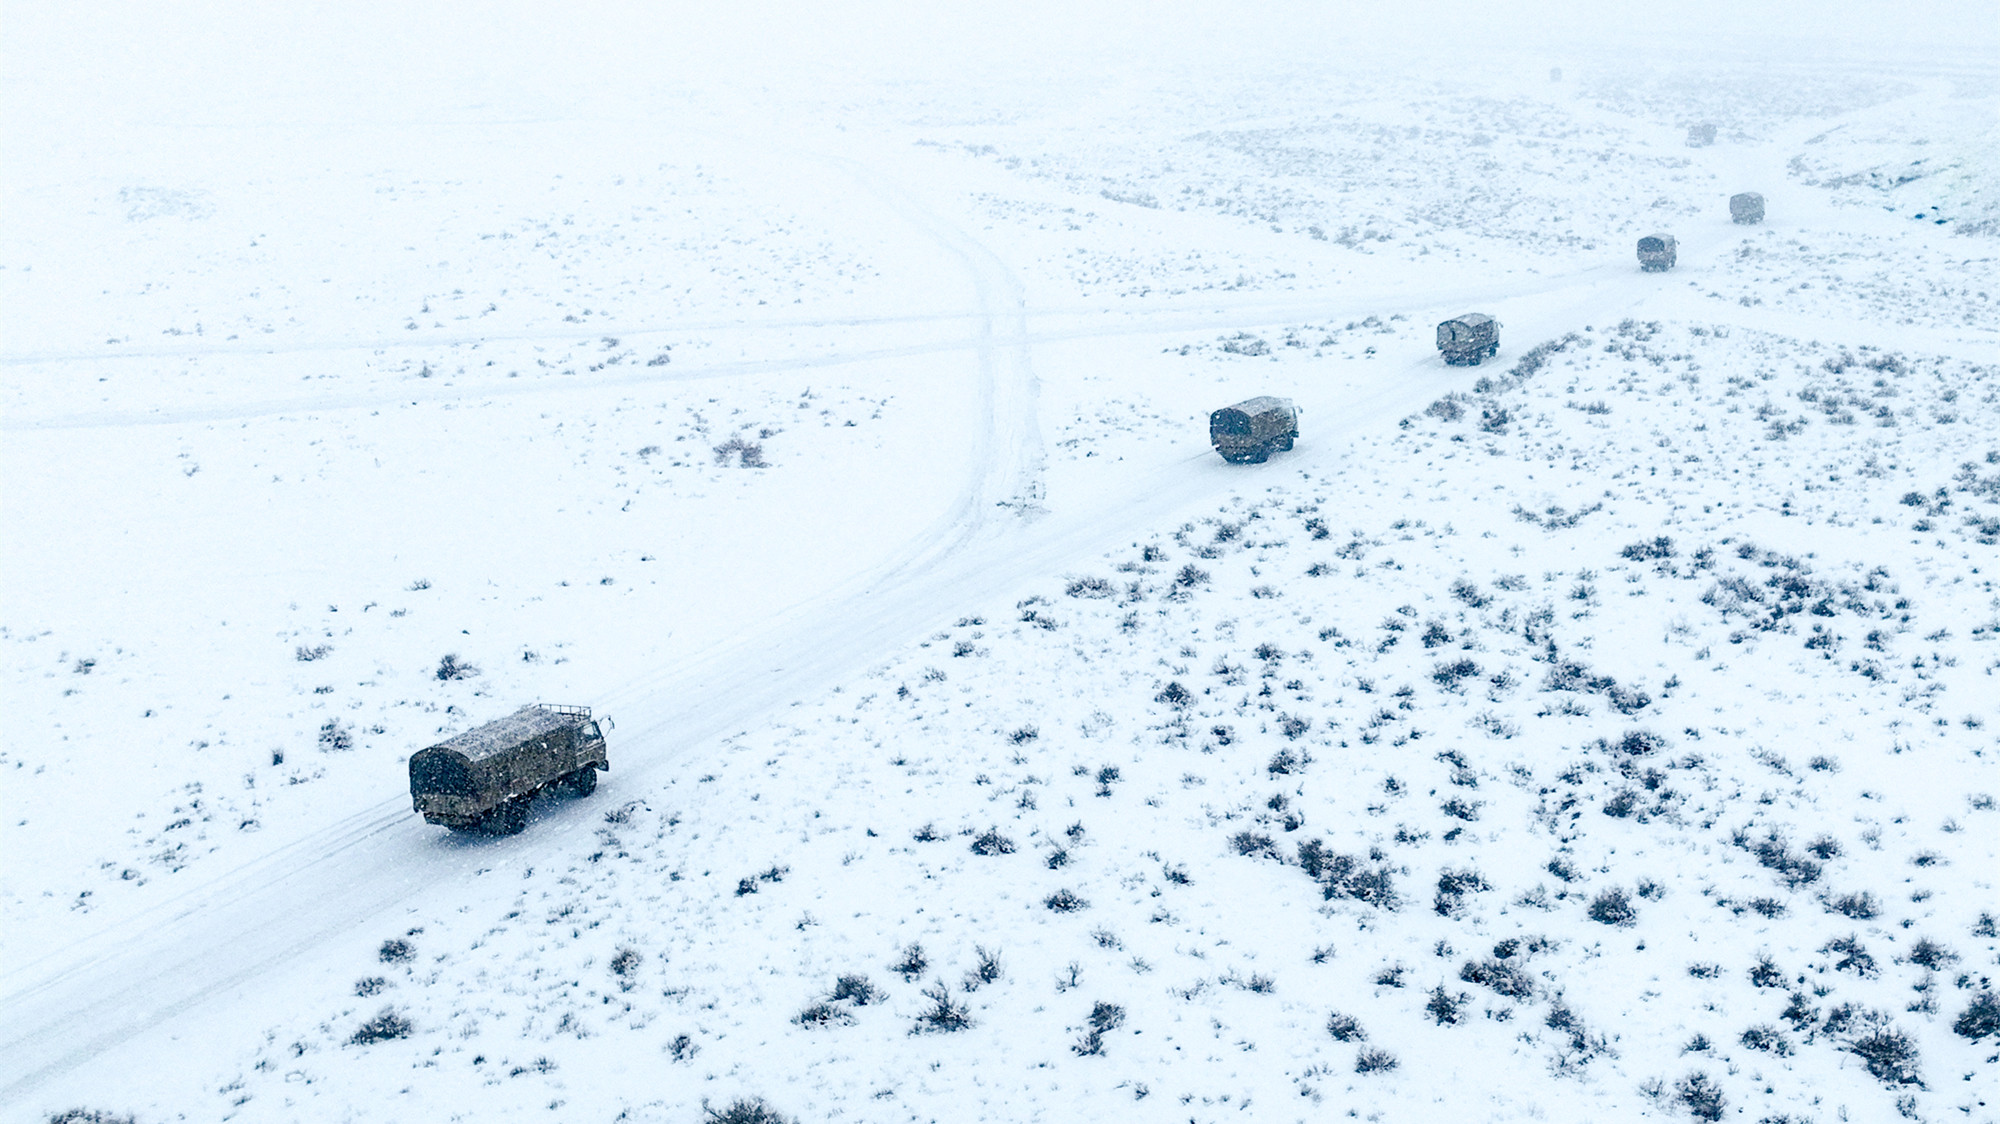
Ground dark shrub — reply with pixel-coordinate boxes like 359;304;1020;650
1822;935;1877;977
1674;1071;1725;1121
355;975;388;997
1354;1047;1399;1073
1090;1001;1126;1031
1907;938;1957;970
1044;889;1089;912
349;1006;412;1044
703;1098;795;1124
1546;855;1580;882
795;1001;853;1028
831;974;880;1005
1326;1012;1366;1042
435;653;478;681
1846;1025;1923;1086
1739;1024;1792;1055
47;1112;135;1124
1602;788;1639;818
1460;958;1535;999
1605;684;1652;714
1230;831;1278;859
1278;714;1312;740
1174;565;1209;588
1432;658;1481;690
378;938;416;964
1588;887;1637;926
965;946;1003;989
319;719;354;753
610;948;642;980
1425;396;1464;423
1825;891;1878;919
1297;841;1399;908
1155;681;1193;708
1740;831;1823;888
1748;955;1785;988
1620;536;1676;561
1440;797;1481;821
1806;834;1842;859
1066;576;1116;599
1616;729;1668;755
1433;868;1490;917
1780;991;1818;1031
1425;985;1468;1025
891;944;928;981
912;823;943;842
969;828;1016;856
914;979;972;1033
1952;991;2000;1040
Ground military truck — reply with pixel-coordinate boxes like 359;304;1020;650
1730;192;1765;225
1637;234;1678;272
1210;397;1298;463
1436;313;1499;365
1686;122;1717;147
408;704;609;834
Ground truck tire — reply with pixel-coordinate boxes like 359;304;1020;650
1276;434;1295;452
1246;444;1270;464
566;766;598;797
487;797;530;835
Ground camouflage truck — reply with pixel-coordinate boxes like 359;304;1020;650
408;704;609;834
1637;234;1678;272
1730;192;1765;224
1210;397;1298;463
1436;313;1499;365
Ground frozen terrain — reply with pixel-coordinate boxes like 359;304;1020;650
3;2;1997;1122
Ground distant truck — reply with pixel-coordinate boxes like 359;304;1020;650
1436;313;1499;365
1686;122;1717;147
1729;192;1765;224
1210;397;1298;463
408;704;609;834
1637;234;1678;272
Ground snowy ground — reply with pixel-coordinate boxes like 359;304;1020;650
3;4;1997;1123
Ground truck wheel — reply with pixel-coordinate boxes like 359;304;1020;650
567;767;598;797
488;797;529;835
1276;435;1295;452
1246;444;1270;464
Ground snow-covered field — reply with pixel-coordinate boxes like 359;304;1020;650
4;3;1997;1122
